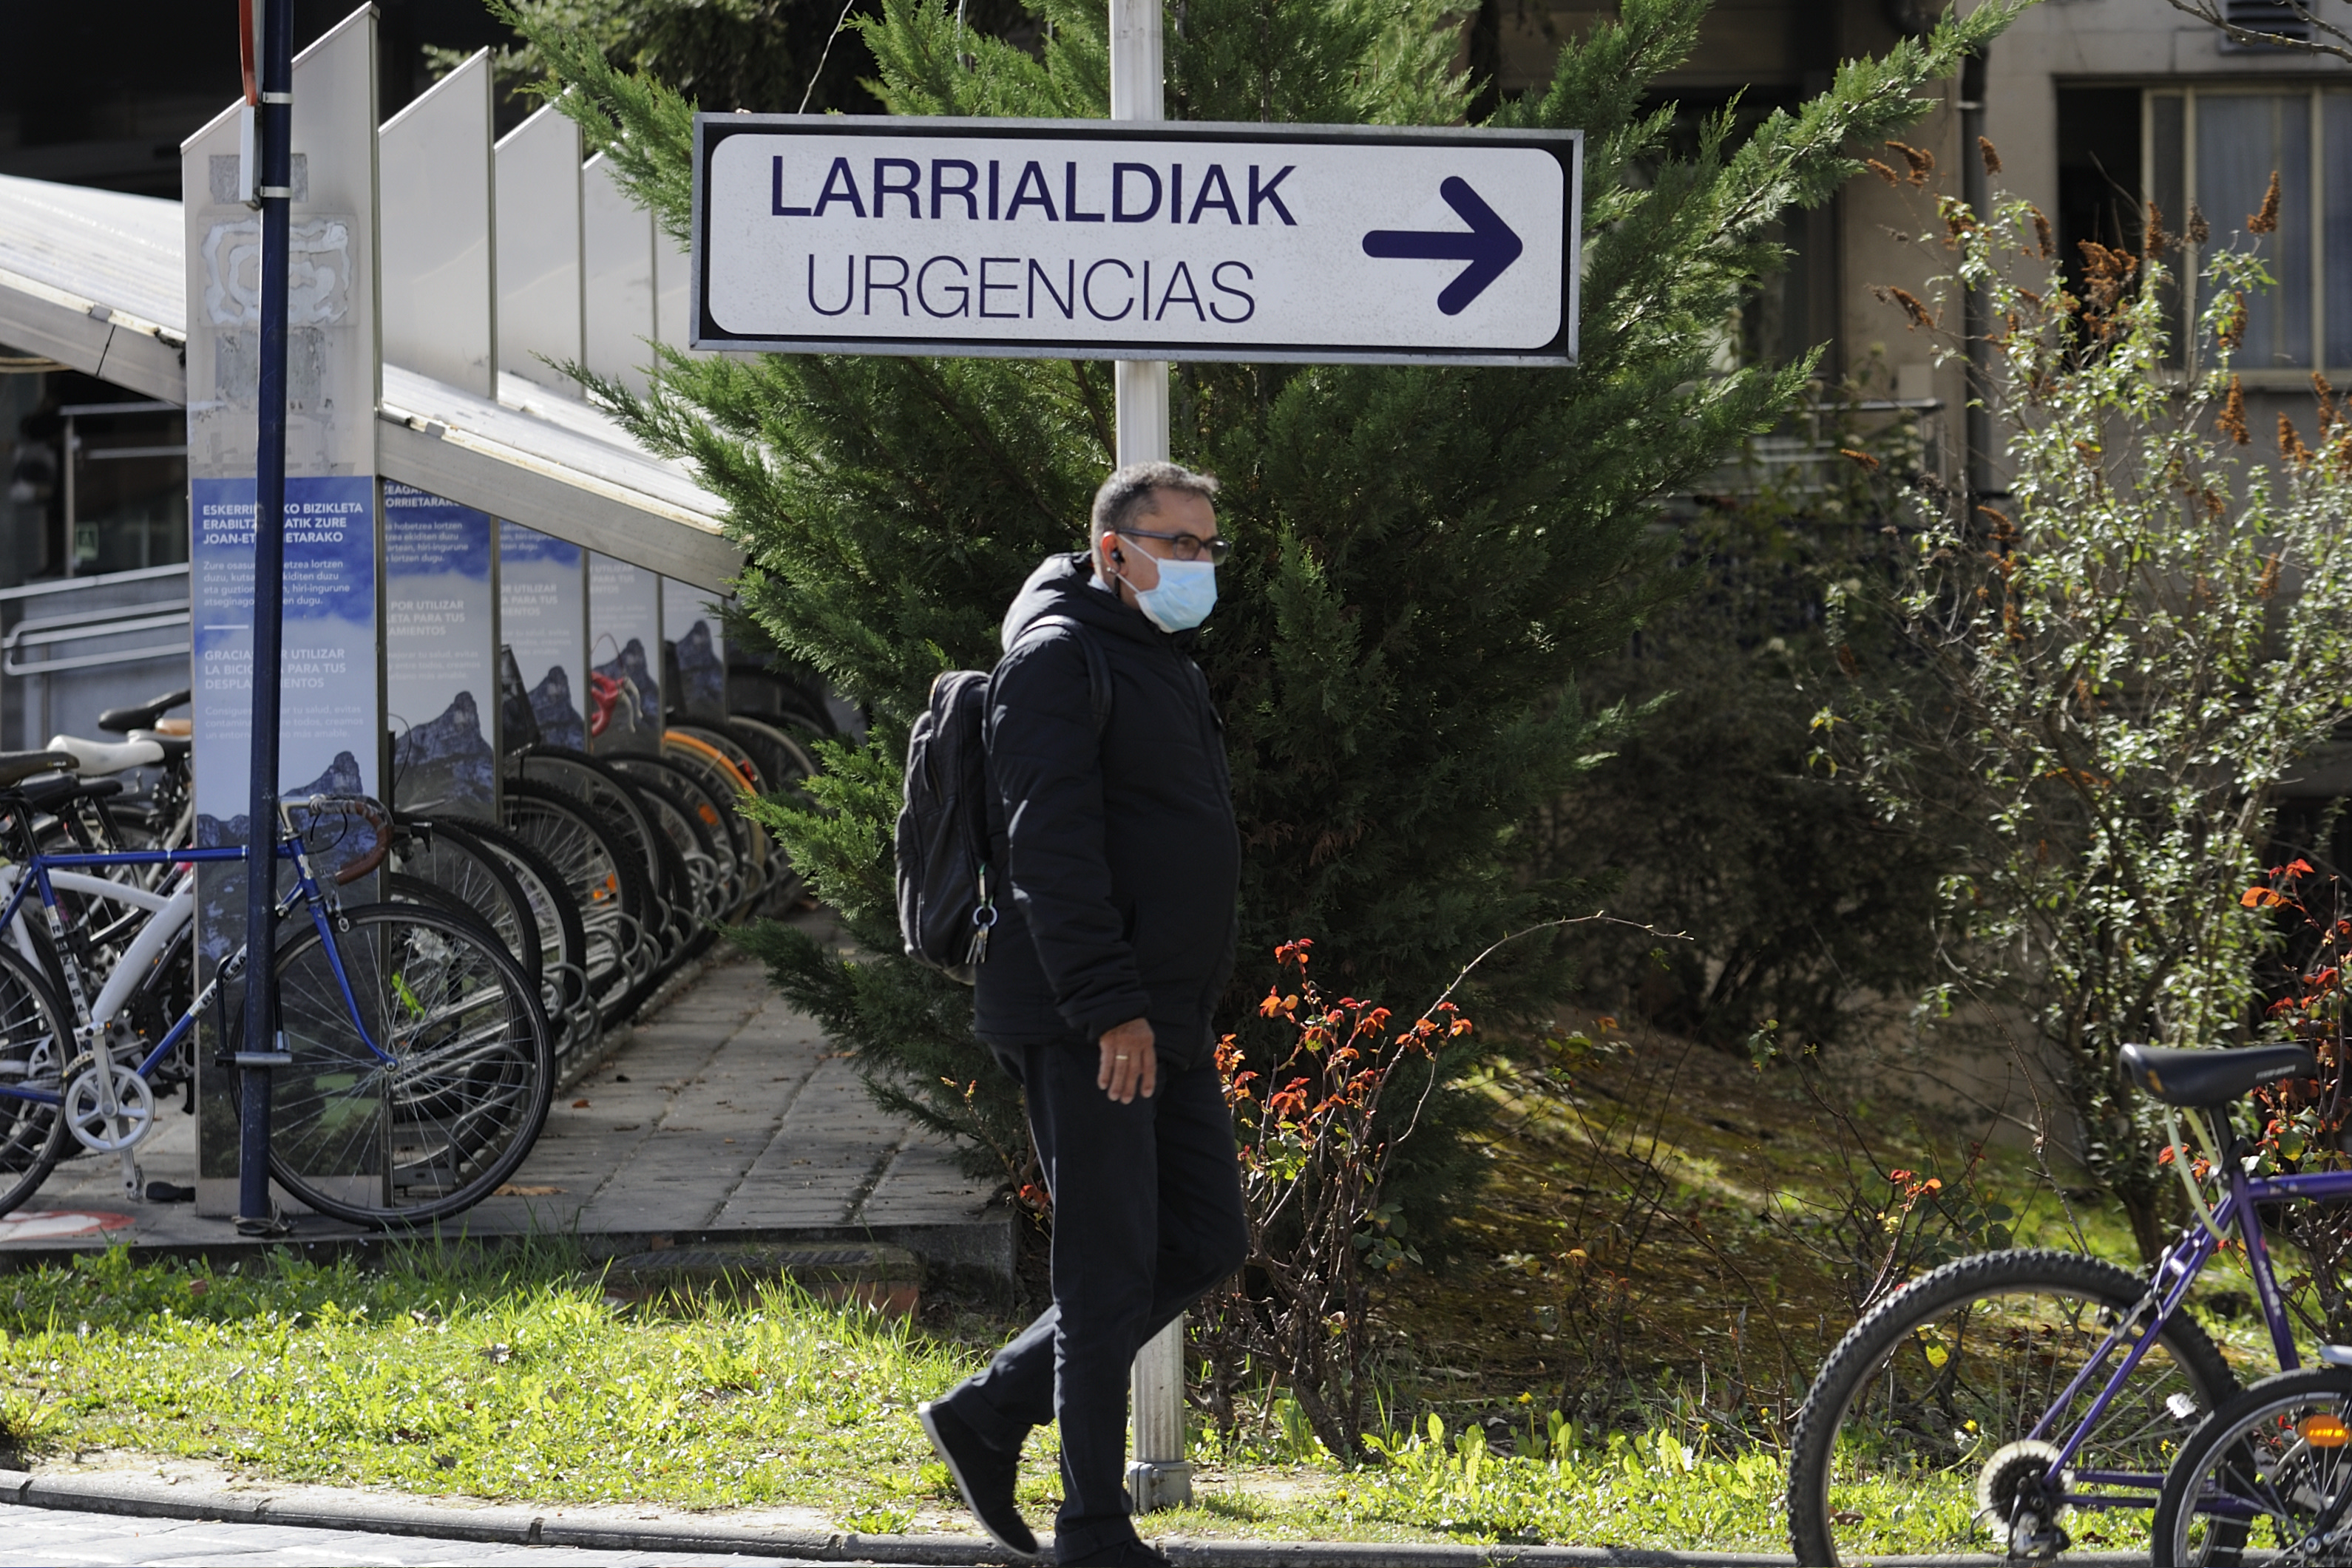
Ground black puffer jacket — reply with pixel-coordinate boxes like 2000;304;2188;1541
974;551;1240;1066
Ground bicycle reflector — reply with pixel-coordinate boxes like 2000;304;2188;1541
2299;1413;2352;1448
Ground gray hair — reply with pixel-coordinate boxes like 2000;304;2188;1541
1089;461;1220;546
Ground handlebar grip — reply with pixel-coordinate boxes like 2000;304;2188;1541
309;795;393;885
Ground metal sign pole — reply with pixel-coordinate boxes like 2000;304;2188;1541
236;0;295;1236
1109;0;1193;1516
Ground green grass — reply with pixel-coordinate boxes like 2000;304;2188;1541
0;1243;2047;1553
0;1243;1854;1549
0;1242;1057;1530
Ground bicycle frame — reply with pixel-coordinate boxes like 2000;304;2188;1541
2018;1153;2352;1513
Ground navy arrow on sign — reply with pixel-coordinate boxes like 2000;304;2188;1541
1360;177;1525;316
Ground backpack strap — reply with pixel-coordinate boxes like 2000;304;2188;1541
1007;612;1111;734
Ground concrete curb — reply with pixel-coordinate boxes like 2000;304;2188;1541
0;1469;1021;1564
0;1470;2160;1566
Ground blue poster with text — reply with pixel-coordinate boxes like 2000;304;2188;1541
500;521;586;750
191;474;379;849
385;483;495;813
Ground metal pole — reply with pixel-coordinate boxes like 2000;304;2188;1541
1109;0;1191;1515
1959;49;1995;506
237;0;294;1236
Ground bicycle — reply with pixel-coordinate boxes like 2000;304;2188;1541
0;781;552;1227
1785;1039;2339;1564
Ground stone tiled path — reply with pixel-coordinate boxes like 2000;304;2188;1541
6;948;1000;1255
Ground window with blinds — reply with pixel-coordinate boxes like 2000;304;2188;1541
2143;86;2352;376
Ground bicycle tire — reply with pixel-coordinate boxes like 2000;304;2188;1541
507;750;688;963
390;821;543;991
660;734;769;899
1786;1247;2239;1564
230;901;553;1226
499;780;655;1006
609;754;746;917
2152;1364;2352;1565
668;723;769;793
620;771;726;928
436;814;592;1025
0;942;73;1217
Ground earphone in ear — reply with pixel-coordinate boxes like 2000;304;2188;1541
1111;547;1125;564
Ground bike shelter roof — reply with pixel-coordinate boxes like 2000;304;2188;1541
0;172;739;592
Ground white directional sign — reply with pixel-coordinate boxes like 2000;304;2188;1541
691;116;1580;366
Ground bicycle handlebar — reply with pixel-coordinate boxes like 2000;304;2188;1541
282;795;393;885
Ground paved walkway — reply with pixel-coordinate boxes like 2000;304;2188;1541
2;946;1000;1260
0;1507;844;1567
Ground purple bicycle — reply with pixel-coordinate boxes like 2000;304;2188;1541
1787;1039;2340;1564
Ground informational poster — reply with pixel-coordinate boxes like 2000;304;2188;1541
191;475;379;858
589;551;662;754
498;520;586;752
661;577;726;722
384;483;496;814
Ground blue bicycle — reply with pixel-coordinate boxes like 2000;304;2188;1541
0;758;552;1226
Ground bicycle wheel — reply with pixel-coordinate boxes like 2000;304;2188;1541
2154;1365;2352;1565
386;872;515;957
0;943;72;1217
660;733;769;904
507;751;688;964
436;815;592;1031
389;818;543;991
500;781;654;1009
1787;1248;2239;1564
721;716;812;910
619;770;726;929
610;754;745;917
231;902;553;1226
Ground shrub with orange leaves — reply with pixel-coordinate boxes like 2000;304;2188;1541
2223;855;2352;1343
1193;937;1471;1464
1819;176;2352;1262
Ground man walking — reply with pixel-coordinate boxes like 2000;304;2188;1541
919;462;1248;1567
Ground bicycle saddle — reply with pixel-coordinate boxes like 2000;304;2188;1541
45;734;164;775
0;751;76;789
2121;1042;2317;1107
13;771;84;811
129;728;191;761
97;687;190;735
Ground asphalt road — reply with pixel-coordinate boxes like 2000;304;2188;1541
0;1506;851;1567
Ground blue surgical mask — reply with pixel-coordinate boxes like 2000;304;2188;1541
1121;555;1218;633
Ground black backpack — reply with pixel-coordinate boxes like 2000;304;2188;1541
896;614;1108;983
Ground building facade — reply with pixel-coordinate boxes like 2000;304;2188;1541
1482;0;2345;492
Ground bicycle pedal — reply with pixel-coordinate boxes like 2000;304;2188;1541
144;1181;196;1204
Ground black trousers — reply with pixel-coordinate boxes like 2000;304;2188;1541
941;1040;1247;1560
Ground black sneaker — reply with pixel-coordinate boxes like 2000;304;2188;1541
918;1399;1038;1560
1057;1539;1169;1567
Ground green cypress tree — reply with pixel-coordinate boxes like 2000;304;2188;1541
512;0;2020;1224
444;0;895;118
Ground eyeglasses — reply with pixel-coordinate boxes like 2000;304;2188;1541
1114;526;1231;565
